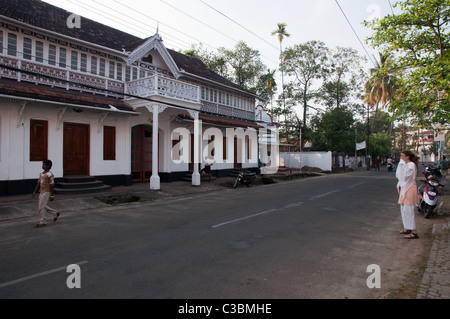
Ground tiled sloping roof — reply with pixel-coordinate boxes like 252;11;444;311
179;113;261;129
0;78;136;113
0;0;140;51
167;49;251;93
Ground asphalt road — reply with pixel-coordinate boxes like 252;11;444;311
0;170;402;299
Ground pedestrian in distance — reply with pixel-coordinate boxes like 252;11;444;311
395;150;420;239
440;155;448;180
375;157;380;171
32;159;60;227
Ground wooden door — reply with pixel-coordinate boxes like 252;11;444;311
234;137;242;169
63;123;90;176
131;125;152;182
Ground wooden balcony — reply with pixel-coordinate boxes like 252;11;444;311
0;56;124;98
125;75;200;104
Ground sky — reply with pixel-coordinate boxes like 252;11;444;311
42;0;401;116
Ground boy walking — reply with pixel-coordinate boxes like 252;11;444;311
32;160;60;227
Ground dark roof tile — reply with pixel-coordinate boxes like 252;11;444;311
0;0;140;51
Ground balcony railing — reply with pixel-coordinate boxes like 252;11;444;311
0;56;124;98
1;56;255;120
125;75;200;104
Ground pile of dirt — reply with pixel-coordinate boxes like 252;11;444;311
300;166;324;173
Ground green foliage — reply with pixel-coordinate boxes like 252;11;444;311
219;41;265;90
184;41;265;93
364;0;450;127
310;107;356;153
282;40;329;128
370;131;394;157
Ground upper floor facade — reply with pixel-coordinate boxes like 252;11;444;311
0;0;259;122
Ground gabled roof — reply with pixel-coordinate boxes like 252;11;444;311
125;34;181;79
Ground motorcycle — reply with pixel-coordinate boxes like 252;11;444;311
417;170;444;219
233;170;256;189
387;162;394;172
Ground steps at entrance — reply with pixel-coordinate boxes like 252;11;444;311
55;176;111;195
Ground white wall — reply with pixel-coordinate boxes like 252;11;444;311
0;100;132;181
279;152;332;172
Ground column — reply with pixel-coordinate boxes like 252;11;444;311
190;110;201;187
147;104;166;191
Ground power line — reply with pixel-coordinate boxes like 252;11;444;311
44;0;278;66
63;0;201;51
159;0;240;44
110;0;215;50
65;0;148;38
198;0;279;52
388;0;395;15
159;0;278;65
334;0;376;67
67;0;190;51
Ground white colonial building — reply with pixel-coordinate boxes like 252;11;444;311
0;0;263;195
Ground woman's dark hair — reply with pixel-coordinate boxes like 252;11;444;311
401;150;418;168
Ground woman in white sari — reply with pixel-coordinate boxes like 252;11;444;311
396;150;420;239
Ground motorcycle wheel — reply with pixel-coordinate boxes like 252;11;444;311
424;205;434;219
233;178;240;189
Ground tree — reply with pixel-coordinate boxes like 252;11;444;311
310;107;357;153
317;47;367;109
271;23;291;120
184;43;229;78
256;69;277;108
220;41;265;92
282;40;329;129
370;131;394;158
363;52;398;131
364;0;450;128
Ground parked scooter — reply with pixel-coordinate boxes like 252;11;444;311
417;169;444;219
423;165;442;181
233;170;256;189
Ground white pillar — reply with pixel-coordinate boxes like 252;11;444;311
191;111;201;187
147;104;166;191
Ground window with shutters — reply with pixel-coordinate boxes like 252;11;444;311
48;44;57;65
103;126;116;160
30;119;48;161
23;38;32;60
59;48;66;68
80;53;87;72
35;41;44;63
71;51;78;70
7;33;17;56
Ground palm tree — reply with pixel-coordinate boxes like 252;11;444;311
364;52;398;131
363;52;402;156
262;68;277;109
271;23;290;140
